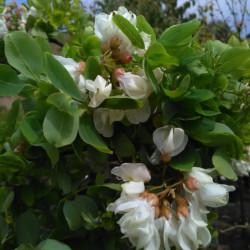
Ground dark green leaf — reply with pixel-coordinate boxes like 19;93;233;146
79;112;112;154
20;116;44;144
15;210;40;245
0;64;25;96
35;36;52;53
101;96;143;109
37;239;72;250
113;14;145;49
169;145;196;171
113;132;135;157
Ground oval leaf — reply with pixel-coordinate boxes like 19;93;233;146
45;53;82;101
113;14;145;49
101;96;143;109
212;148;237;180
0;64;25;96
4;31;44;80
37;239;72;250
79;113;112;154
43;106;79;147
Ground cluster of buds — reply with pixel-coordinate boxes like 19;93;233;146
101;35;133;65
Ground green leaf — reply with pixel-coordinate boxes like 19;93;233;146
145;43;179;68
0;155;25;169
183;89;214;104
43;106;79;147
47;92;78;116
0;215;8;245
79;113;112;154
82;36;102;56
136;15;156;41
84;56;101;80
161;98;177;124
35;36;52;53
4;31;44;80
0;64;25;96
6;99;20;130
144;59;161;95
45;53;82;101
101;96;143;109
113;14;145;49
37;239;72;250
158;20;200;49
212;148;237;180
34;141;59;165
162;75;190;98
20;187;34;207
37;81;58;96
57;172;71;194
113;132;135;157
169;145;196;171
63;196;98;231
15;210;40;245
1;191;14;213
218;47;250;72
20;116;44;144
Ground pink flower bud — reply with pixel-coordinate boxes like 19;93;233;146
162;199;171;208
114;67;125;81
161;206;172;220
147;193;159;207
13;0;18;7
5;7;12;13
160;153;171;163
101;42;109;54
139;190;149;199
175;196;188;206
78;61;85;74
184;177;198;191
176;205;190;218
4;15;10;21
110;36;121;50
111;48;121;59
118;51;132;65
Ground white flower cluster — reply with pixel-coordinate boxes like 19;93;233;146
107;163;235;250
19;5;41;31
0;8;8;39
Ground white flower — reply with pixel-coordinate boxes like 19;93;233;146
125;99;151;124
118;72;153;100
95;7;150;55
29;6;41;18
185;167;235;207
231;158;250;177
85;75;112;107
93;108;124;137
0;9;8;39
111;163;151;197
53;55;87;97
111;163;151;182
19;6;41;31
153;125;188;157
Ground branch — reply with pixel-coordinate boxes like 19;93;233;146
49;37;64;47
220;223;250;233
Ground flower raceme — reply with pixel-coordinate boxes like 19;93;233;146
108;164;236;250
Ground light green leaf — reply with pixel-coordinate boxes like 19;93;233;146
136;15;156;41
212;148;237;180
0;64;25;96
45;53;82;101
47;92;78;116
162;75;190;98
4;31;44;80
145;43;179;68
20;116;44;144
82;35;102;56
79;113;112;154
113;14;145;49
84;56;101;80
158;20;200;49
15;210;40;245
35;36;52;53
101;96;143;109
43;106;79;147
37;239;72;250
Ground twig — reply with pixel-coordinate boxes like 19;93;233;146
220;223;250;233
49;37;64;47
